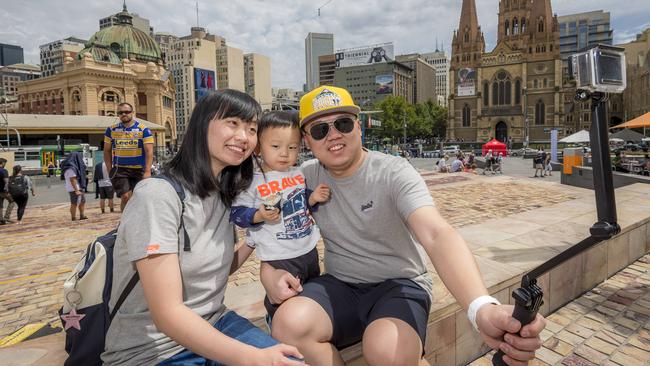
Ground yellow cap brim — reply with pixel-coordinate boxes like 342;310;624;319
300;105;361;128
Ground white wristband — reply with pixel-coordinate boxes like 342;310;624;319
468;295;500;332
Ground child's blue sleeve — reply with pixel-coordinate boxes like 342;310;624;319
230;206;262;228
305;188;320;212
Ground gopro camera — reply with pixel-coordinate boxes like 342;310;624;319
568;44;626;94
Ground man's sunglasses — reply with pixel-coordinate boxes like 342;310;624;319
305;117;356;141
117;110;132;115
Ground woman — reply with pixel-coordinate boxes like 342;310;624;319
7;165;35;223
102;90;304;366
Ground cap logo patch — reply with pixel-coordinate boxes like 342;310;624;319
312;89;342;111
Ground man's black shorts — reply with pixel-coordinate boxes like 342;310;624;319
98;186;115;199
110;167;143;197
298;274;431;349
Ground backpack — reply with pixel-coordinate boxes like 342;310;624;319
8;175;28;196
58;175;190;366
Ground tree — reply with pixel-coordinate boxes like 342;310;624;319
415;99;448;139
375;96;417;142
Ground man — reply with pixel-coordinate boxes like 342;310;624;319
262;86;545;366
103;102;154;211
0;158;15;224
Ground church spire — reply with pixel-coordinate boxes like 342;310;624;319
457;0;479;40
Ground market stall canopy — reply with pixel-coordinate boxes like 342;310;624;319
559;130;590;143
482;139;507;156
610;128;645;143
611;111;650;129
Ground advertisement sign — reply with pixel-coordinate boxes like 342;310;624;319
335;43;394;68
375;74;394;95
456;68;476;96
194;68;216;102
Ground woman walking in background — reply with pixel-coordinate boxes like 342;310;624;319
7;165;36;223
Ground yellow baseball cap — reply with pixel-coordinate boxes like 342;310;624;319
299;86;360;128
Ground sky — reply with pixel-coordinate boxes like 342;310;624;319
1;0;649;90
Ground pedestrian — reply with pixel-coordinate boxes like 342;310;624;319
61;152;88;221
103;102;154;211
438;154;448;172
0;158;16;224
450;154;464;172
495;152;504;174
102;90;304;365
230;110;329;321
94;161;115;213
262;86;546;365
533;148;544;177
7;165;36;223
483;149;493;174
544;153;552;176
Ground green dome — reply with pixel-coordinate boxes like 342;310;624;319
79;9;162;64
78;46;121;64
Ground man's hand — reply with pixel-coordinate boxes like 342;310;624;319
255;205;280;223
74;189;82;196
310;184;330;204
476;304;546;366
260;263;302;305
249;344;307;366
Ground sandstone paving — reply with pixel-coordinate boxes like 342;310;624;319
0;172;578;340
471;254;650;366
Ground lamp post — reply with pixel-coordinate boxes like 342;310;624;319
523;87;529;148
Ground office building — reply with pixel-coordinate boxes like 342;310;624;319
305;33;334;91
217;45;245;91
333;61;413;106
39;37;87;77
0;43;24;66
166;27;219;142
395;54;437;103
421;49;450;106
244;53;272;110
318;54;336;86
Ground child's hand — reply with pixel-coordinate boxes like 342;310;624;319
257;204;281;223
311;184;330;203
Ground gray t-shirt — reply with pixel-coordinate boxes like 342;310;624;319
102;178;234;366
301;151;435;297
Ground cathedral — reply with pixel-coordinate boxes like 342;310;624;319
448;0;565;144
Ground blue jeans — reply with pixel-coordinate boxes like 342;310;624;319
157;311;279;366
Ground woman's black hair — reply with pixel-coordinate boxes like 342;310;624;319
164;89;261;206
12;165;22;176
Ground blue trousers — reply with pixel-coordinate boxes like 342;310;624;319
157;311;278;366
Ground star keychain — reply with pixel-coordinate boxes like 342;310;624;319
61;308;86;331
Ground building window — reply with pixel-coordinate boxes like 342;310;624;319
483;82;489;106
505;80;512;104
521;18;526;33
538;18;544;32
462;104;471;127
535;100;545;125
492;82;499;105
534;79;538;88
515;79;521;105
492;71;511;106
505;20;510;36
464;32;469;43
513;18;519;35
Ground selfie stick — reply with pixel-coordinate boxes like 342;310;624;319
492;90;620;365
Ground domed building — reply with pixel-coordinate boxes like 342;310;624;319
17;4;177;152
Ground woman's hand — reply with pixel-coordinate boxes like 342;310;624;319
260;262;302;305
247;344;307;366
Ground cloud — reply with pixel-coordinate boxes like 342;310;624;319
1;0;648;90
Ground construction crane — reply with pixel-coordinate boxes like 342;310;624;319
317;0;333;17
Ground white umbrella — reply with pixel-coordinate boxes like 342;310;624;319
609;137;624;143
559;130;590;143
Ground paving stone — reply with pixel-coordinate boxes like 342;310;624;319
583;337;618;355
613;316;641;330
543;337;574;356
571;347;605;365
544;320;566;334
593;329;626;347
536;347;565;365
565;323;596;338
610;351;643;366
576;316;605;331
618;344;650;363
547;313;573;327
556;330;586;346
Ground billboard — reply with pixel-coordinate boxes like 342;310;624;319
335;43;394;68
375;74;394;95
456;68;476;96
194;68;216;102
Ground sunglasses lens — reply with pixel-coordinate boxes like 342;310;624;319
334;118;355;133
310;123;330;141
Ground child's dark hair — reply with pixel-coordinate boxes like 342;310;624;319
258;111;299;137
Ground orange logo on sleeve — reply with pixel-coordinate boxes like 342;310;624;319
146;244;160;254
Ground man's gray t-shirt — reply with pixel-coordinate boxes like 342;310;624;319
301;151;434;297
102;178;234;366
